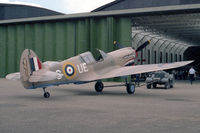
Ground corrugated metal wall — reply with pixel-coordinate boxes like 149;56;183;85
0;16;132;77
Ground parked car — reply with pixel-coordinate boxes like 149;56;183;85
146;71;174;89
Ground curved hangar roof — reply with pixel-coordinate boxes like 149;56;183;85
132;12;200;46
93;0;200;12
0;3;63;20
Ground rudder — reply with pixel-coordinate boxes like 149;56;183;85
20;49;42;89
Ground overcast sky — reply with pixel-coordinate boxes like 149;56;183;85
0;0;115;14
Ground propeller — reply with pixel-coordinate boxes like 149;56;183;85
136;40;150;52
114;40;150;51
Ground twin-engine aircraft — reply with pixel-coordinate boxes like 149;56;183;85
6;41;193;98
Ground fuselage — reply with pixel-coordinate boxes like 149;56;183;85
27;47;136;89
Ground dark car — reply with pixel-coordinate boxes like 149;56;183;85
146;71;174;89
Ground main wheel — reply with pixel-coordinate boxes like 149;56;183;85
95;81;104;92
126;83;135;94
44;92;50;98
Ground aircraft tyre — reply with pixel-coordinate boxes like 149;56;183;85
44;92;50;98
95;81;104;92
126;83;135;94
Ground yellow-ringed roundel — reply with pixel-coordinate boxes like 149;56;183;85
62;62;77;79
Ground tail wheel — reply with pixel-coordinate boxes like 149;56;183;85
95;81;104;92
43;87;50;98
44;92;50;98
126;83;135;94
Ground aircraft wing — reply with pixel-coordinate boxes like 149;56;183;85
81;60;193;81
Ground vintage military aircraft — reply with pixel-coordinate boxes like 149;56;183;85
6;41;193;98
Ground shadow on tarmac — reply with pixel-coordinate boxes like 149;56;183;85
57;87;165;98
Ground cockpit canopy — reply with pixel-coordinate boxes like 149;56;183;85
80;52;96;64
97;49;107;59
79;49;108;64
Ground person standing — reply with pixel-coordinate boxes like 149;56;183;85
188;67;196;85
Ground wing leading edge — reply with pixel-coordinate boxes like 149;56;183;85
80;60;193;81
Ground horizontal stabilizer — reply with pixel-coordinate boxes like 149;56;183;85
6;72;20;80
29;70;63;83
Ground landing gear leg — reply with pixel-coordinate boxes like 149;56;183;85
43;87;50;98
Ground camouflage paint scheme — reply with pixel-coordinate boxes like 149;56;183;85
6;47;192;90
19;47;138;89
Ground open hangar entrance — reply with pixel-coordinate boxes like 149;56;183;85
131;8;200;67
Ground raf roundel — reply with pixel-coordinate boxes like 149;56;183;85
63;62;77;79
65;65;74;76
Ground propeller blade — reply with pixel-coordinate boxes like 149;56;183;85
114;41;124;49
136;40;150;52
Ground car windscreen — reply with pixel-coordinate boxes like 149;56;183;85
154;73;165;78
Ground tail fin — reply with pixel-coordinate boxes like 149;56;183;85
20;49;42;89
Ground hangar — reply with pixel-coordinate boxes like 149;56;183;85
1;0;200;78
0;3;63;20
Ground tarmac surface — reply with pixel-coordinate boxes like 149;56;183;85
0;78;200;133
